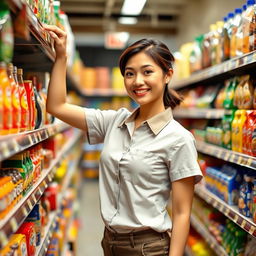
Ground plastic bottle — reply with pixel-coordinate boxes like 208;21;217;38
202;32;212;68
222;16;230;61
243;0;256;54
227;12;235;59
232;110;240;152
209;24;218;66
216;21;224;64
0;62;12;135
237;110;247;152
223;78;238;109
245;110;256;155
24;80;36;130
17;68;29;132
242;76;254;109
236;5;248;56
7;63;21;134
230;8;242;58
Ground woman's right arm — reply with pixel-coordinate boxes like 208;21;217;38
44;24;88;132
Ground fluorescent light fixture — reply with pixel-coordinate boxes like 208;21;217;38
121;0;147;15
118;17;138;25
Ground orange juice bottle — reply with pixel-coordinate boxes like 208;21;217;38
0;62;12;135
246;110;256;155
243;0;255;54
7;63;21;134
237;110;247;152
17;68;29;132
232;110;240;151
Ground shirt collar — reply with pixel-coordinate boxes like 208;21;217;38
118;107;173;135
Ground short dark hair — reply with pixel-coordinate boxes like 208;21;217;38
119;38;183;109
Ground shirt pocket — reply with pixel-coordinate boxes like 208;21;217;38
119;149;162;187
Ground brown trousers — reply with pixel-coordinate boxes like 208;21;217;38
101;228;170;256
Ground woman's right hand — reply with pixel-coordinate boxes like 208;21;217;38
43;24;67;60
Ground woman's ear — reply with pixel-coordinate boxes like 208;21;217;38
165;68;173;84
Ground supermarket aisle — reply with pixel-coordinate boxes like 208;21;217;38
77;180;104;256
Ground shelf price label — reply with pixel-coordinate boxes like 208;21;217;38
0;231;8;248
10;217;18;232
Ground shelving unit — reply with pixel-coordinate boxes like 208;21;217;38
190;213;228;256
0;122;70;161
0;129;82;250
173;108;227;119
172;50;256;90
36;137;81;256
195;185;256;237
196;141;256;170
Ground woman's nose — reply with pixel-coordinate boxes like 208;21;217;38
134;74;144;85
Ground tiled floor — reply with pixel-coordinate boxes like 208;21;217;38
77;179;104;256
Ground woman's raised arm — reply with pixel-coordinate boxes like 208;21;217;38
44;24;88;132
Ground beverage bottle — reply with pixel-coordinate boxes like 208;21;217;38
202;32;212;68
7;63;21;134
0;64;4;134
227;12;235;59
232;110;240;152
237;110;247;152
236;5;248;56
246;110;256;155
230;8;242;58
17;68;29;132
243;0;255;54
222;16;230;61
0;62;12;135
24;80;36;130
216;21;224;64
209;24;218;66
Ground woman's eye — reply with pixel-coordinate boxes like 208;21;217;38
125;72;133;77
144;70;153;75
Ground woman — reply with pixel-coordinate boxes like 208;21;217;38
44;24;203;256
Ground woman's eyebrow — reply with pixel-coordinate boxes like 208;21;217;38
125;64;154;70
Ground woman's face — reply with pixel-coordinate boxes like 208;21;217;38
124;51;172;108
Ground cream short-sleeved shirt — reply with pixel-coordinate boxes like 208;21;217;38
85;107;203;233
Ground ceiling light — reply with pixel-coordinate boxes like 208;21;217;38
118;17;138;25
121;0;147;15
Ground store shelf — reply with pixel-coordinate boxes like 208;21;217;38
190;213;228;256
172;50;256;90
173;108;228;119
36;212;57;256
196;140;256;170
195;185;256;238
0;129;82;250
0;122;70;162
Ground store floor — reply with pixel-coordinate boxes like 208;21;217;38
78;179;104;256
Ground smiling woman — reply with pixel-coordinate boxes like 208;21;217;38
44;24;203;256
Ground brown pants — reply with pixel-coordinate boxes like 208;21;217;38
101;228;170;256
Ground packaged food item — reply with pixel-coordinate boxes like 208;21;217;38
238;174;255;218
222;111;235;149
236;5;247;56
242;76;254;109
253;85;256;109
216;21;224;64
0;234;28;256
243;110;254;155
214;86;226;108
44;182;58;211
8;63;21;134
234;75;248;109
252;178;256;223
252;116;256;157
222;15;231;61
223;78;238;109
16;222;36;256
0;62;12;135
26;203;41;246
0;2;14;63
189;35;203;73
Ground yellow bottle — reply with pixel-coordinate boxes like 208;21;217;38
237;110;247;152
232;110;240;152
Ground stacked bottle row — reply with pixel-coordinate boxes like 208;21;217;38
174;0;256;79
180;74;256;156
0;131;68;221
0;62;54;135
192;196;256;256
